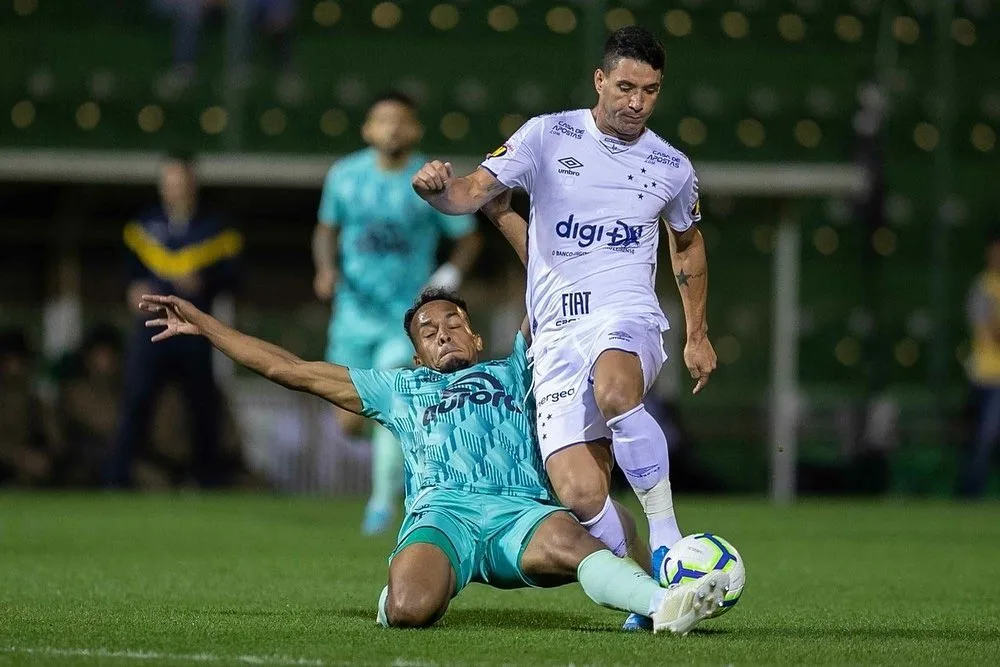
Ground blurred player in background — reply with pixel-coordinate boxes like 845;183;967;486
413;27;715;631
312;92;482;534
958;230;1000;497
105;153;241;489
139;286;729;634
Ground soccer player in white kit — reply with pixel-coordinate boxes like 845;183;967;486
412;27;716;630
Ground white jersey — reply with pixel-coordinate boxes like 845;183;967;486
479;109;701;340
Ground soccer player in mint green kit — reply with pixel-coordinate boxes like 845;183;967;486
312;92;482;535
137;280;729;634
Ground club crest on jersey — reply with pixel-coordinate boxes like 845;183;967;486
600;136;630;155
487;144;509;159
422;372;521;426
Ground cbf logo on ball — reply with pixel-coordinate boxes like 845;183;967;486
423;372;521;426
556;214;644;249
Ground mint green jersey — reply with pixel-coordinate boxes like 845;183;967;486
349;333;553;511
318;148;475;328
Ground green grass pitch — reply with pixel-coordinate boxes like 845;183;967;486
3;493;999;665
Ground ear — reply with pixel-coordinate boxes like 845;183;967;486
412;353;423;367
473;334;483;352
361;117;374;145
594;68;604;95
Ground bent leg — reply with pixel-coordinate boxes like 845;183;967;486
518;512;664;617
545;441;628;557
594;348;681;550
381;541;455;628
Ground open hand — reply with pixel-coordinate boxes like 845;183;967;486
684;335;717;395
412;160;453;199
139;294;205;342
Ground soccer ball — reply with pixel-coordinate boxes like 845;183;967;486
659;533;745;616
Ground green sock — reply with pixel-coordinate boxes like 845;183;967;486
369;424;402;510
577;550;665;617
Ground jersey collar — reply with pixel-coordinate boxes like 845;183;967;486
584;109;644;156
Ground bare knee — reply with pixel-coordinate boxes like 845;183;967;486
593;353;644;420
555;473;609;522
385;585;448;629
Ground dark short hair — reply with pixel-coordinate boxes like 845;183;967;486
602;26;665;73
403;288;469;339
370;90;419;114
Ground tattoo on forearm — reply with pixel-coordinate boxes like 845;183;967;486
675;269;704;287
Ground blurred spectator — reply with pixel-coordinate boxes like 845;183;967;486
957;231;1000;497
104;152;242;489
153;0;296;88
0;329;61;486
57;325;124;487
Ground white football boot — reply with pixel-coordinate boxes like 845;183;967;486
651;570;730;635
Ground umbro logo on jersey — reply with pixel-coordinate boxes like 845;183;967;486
557;156;583;176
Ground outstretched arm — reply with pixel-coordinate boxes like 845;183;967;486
412;163;508;215
666;223;717;394
480;190;528;266
140;294;364;413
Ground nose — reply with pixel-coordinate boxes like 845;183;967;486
438;330;452;345
628;93;644;112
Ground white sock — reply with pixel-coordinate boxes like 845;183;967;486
608;404;683;549
579;496;628;557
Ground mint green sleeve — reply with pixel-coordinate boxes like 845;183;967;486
347;367;404;432
318;166;342;227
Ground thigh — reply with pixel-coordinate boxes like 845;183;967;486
479;496;567;589
590;316;667;394
533;341;610;461
518;510;605;588
392;491;479;595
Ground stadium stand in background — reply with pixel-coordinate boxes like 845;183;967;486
1;0;998;496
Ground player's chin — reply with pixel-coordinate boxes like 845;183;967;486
437;355;472;374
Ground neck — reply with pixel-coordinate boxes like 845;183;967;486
591;107;642;142
376;150;410;172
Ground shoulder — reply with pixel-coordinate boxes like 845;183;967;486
642;129;694;174
526;109;588;134
326;149;372;180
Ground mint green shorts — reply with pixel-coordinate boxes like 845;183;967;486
390;488;566;593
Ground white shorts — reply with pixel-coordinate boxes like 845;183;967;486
530;315;667;461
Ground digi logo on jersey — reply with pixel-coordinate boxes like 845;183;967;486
422;372;522;426
555;214;644;249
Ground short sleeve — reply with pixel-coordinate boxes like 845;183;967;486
435;209;476;239
347;367;405;430
317;166;342;227
662;164;701;233
479;117;545;193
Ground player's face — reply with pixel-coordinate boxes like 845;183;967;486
410;301;483;373
594;58;663;139
362;101;422;159
159;162;197;209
